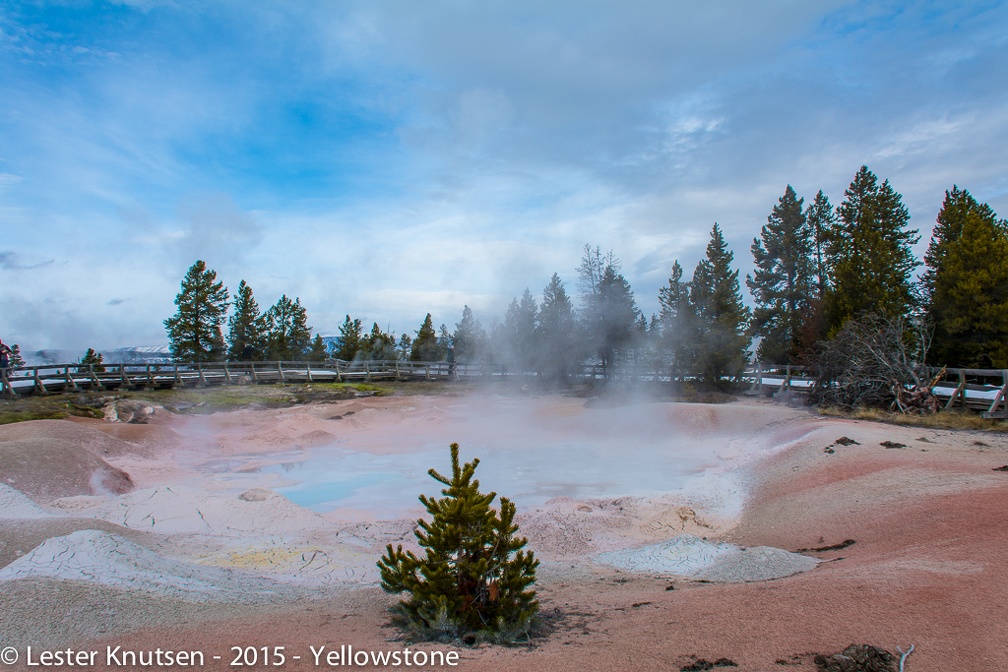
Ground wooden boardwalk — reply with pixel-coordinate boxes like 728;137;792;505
2;359;1005;418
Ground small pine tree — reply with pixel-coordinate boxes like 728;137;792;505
378;443;539;643
9;344;25;369
79;348;105;372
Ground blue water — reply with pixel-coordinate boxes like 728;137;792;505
253;439;712;517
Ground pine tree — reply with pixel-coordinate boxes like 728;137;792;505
538;273;578;381
746;185;815;364
411;314;443;361
805;189;835;299
227;280;264;361
453;306;485;363
9;344;25;369
397;333;413;361
78;348;105;372
334;315;363;361
360;322;397;360
263;294;312;360
658;260;695;380
577;247;640;376
926;188;1008;367
595;265;641;375
922;186;999;303
502;289;538;371
826;166;919;329
378;443;539;642
307;334;330;362
690;224;751;387
164;260;229;362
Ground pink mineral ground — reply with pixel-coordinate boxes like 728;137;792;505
0;394;1006;671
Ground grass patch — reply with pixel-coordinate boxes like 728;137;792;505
0;397;105;425
0;381;390;423
817;405;1008;432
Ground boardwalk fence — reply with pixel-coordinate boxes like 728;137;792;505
2;360;1005;418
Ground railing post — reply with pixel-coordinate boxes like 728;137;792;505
146;364;155;388
250;361;258;383
1;367;15;398
277;361;286;384
223;362;232;385
64;367;79;392
334;360;341;383
946;369;966;409
306;361;313;383
88;364;104;390
34;367;47;395
365;361;372;383
198;362;208;387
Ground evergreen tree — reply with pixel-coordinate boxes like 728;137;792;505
746;185;815;363
690;224;751;387
164;260;229;362
227;280;264;361
805;189;835;299
263;294;312;360
411;314;444;361
453;306;485;363
538;273;578;381
78;348;105;372
577;246;640;376
334;315;363;361
926;188;1008;367
826;166;919;329
922;186;1000;303
360;322;397;360
308;334;330;362
9;344;25;369
502;289;538;371
397;333;413;361
658;260;695;380
378;443;539;641
594;265;641;375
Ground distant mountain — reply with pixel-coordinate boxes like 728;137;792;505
26;345;172;366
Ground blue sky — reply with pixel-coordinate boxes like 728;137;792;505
2;1;1006;353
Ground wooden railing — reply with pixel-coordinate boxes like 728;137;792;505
2;360;1005;418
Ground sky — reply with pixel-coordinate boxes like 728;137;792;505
1;1;1007;354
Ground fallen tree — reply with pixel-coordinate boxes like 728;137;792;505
807;313;939;414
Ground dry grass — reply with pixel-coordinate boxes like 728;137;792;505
817;405;1008;432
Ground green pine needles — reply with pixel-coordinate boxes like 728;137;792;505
378;443;540;644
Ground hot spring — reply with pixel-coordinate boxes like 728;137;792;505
193;396;802;519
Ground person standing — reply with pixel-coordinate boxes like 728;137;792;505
0;339;12;369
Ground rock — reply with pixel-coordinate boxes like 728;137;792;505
814;644;896;672
239;488;272;502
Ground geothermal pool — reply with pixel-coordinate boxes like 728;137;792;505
190;396;795;519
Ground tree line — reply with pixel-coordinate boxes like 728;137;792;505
163;164;1008;388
